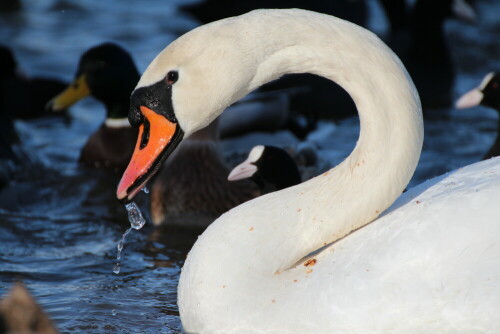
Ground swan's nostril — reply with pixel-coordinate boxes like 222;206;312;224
139;118;150;150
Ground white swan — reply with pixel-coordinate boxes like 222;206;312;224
116;9;500;333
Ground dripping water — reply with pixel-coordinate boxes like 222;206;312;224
113;201;146;274
126;201;146;230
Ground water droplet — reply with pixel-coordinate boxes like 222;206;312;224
142;186;149;194
113;227;132;274
117;240;124;253
112;203;146;273
125;202;146;230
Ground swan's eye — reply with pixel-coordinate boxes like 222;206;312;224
166;71;179;85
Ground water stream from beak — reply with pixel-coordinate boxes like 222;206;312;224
113;201;147;274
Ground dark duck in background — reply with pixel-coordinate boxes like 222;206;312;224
398;0;475;110
0;45;67;119
0;106;18;189
47;43;139;172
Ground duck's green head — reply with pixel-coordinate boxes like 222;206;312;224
47;42;139;119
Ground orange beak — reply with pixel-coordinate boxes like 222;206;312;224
117;106;182;202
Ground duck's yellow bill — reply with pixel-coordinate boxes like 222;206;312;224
116;106;178;202
47;74;90;111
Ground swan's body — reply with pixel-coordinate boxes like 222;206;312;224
116;9;500;333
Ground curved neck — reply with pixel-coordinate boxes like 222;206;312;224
221;10;424;260
179;9;423;329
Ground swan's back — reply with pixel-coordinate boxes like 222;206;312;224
288;157;500;332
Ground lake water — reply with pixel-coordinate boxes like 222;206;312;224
0;0;499;332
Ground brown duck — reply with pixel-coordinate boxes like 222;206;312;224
150;118;260;229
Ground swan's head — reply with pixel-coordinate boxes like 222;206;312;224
116;19;261;201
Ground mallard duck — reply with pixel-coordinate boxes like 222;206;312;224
228;145;301;194
46;42;138;172
150;118;259;228
456;72;500;159
116;9;500;332
0;45;67;119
